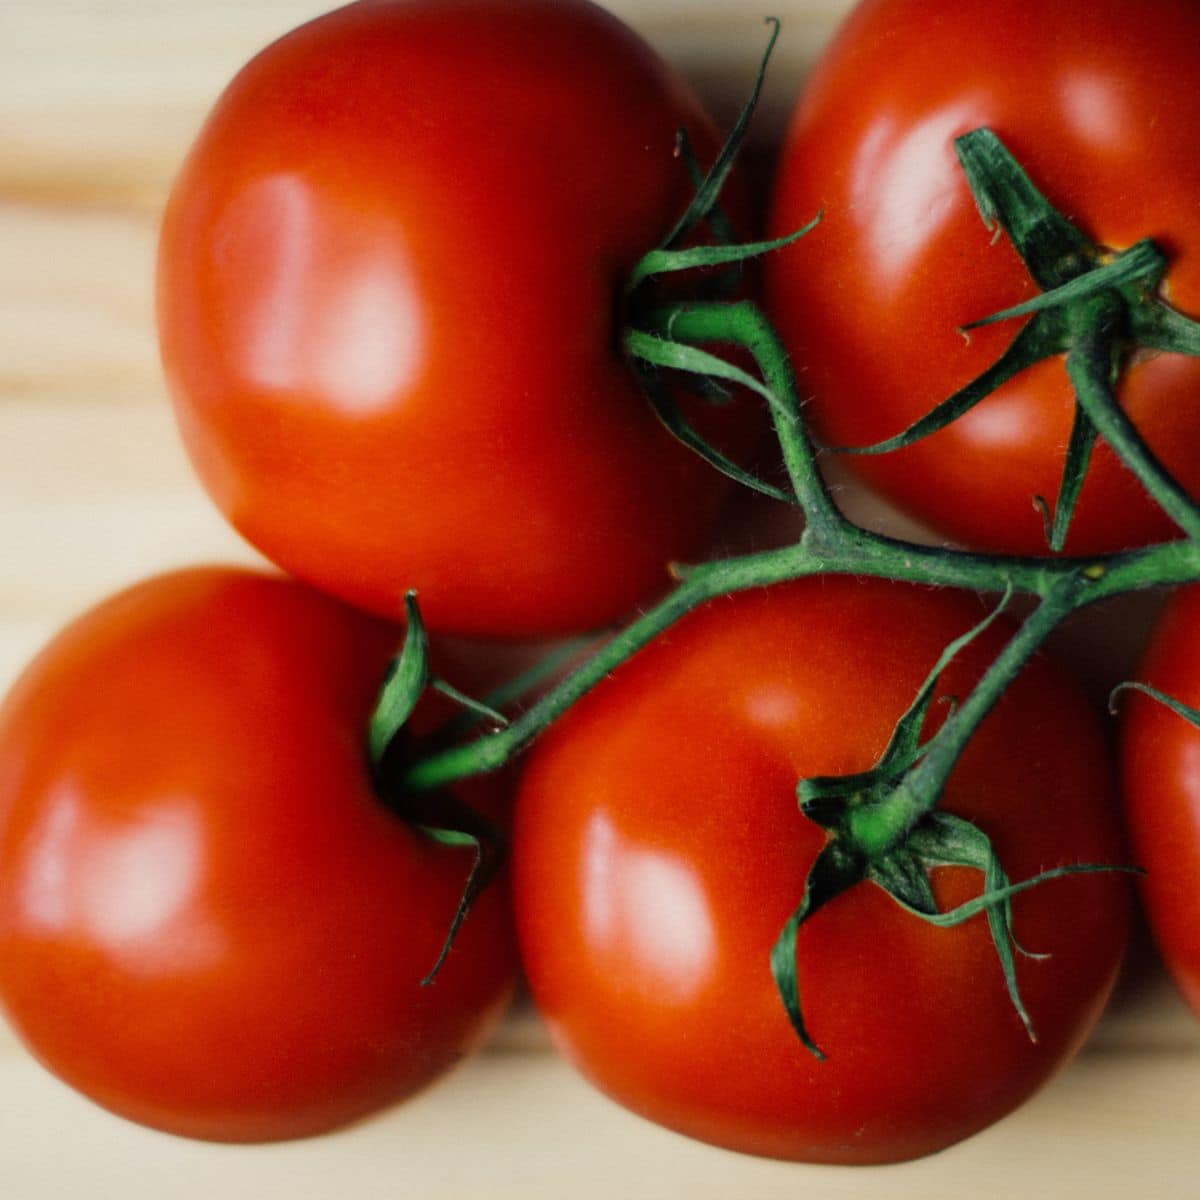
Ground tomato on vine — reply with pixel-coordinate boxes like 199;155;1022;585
0;568;515;1142
513;578;1129;1164
767;0;1200;556
158;0;756;638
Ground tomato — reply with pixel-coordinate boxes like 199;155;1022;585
767;0;1200;556
514;578;1128;1164
1120;584;1200;1018
0;568;515;1143
157;0;752;638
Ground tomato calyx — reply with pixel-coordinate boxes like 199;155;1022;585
369;592;508;984
370;593;511;767
836;128;1200;552
621;17;823;505
636;16;782;277
772;587;1137;1059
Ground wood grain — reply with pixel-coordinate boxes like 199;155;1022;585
0;1;852;207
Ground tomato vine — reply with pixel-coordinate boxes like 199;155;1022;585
374;22;1200;1053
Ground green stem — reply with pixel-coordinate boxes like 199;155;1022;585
399;288;1200;794
403;547;818;791
401;531;1200;793
636;300;848;540
848;581;1086;857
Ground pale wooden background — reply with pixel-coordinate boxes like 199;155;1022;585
1;2;1198;1196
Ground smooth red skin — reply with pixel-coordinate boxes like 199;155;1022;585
0;568;515;1143
767;0;1200;556
158;0;750;638
1121;585;1200;1017
515;579;1128;1164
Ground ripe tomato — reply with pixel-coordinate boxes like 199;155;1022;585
0;568;514;1143
1120;584;1200;1018
767;0;1200;555
158;0;751;638
514;578;1128;1164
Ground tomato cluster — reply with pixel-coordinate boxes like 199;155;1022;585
3;0;1199;1169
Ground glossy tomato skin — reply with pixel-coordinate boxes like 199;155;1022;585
0;568;515;1143
158;0;751;638
767;0;1200;556
1120;585;1200;1017
515;579;1128;1164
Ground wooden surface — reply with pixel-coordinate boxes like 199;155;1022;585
1;2;1198;1195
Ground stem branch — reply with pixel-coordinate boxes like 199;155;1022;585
850;581;1086;857
637;300;848;540
401;287;1200;792
402;520;1199;791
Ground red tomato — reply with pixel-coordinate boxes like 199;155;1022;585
1120;585;1200;1017
0;568;514;1143
158;0;751;638
514;578;1128;1164
767;0;1200;555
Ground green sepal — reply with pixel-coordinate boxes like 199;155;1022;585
798;770;881;821
626;328;776;406
661;17;780;250
430;679;510;730
628;220;820;294
685;374;735;406
954;128;1093;289
836;128;1103;460
770;839;865;1060
951;129;1200;547
1110;681;1200;727
889;857;1141;928
369;591;431;767
1064;297;1200;542
664;127;745;301
875;584;1012;774
783;590;1020;1055
436;637;595;744
417;827;501;986
421;827;478;850
370;592;522;769
381;788;508;986
834;317;1066;456
675;127;738;250
366;594;511;984
1045;404;1100;553
845;129;1200;549
803;587;1011;829
961;239;1166;332
897;811;1144;1038
1133;302;1200;356
867;850;938;916
633;360;797;504
905;810;1035;1037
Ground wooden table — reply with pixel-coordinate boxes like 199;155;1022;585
2;3;1197;1195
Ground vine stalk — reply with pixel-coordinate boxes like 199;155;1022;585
388;112;1200;1048
402;298;1200;804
